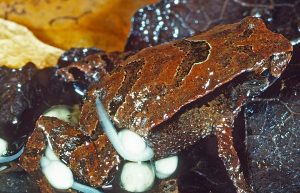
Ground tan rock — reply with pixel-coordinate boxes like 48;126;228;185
0;18;63;69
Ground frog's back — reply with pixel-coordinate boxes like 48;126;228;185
95;16;292;135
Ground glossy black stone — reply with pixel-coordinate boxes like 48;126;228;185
244;65;300;193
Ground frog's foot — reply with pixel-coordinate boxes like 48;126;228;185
216;127;252;193
95;98;154;162
41;145;103;193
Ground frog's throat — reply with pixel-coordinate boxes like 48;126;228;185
95;97;154;162
0;146;24;163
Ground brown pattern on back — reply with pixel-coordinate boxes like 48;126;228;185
94;17;292;136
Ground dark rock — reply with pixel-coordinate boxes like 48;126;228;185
244;64;300;193
0;64;38;153
57;47;102;68
178;137;236;193
0;62;82;155
0;164;40;193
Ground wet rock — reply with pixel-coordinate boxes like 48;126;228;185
0;64;38;153
178;137;236;193
244;64;300;193
0;164;40;193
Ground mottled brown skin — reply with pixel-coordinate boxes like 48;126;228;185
81;17;291;137
80;16;291;193
20;17;292;193
149;72;282;192
56;51;134;84
149;178;178;193
20;117;119;193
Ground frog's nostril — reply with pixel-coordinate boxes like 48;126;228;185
0;138;24;164
95;97;154;162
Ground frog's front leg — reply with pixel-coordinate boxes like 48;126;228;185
214;73;274;193
148;73;273;192
216;124;250;193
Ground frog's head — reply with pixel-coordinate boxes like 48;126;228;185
237;16;293;78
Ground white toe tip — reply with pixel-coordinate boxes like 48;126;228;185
42;160;74;189
118;129;146;155
155;156;178;179
121;162;155;192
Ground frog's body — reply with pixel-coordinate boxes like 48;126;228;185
20;17;292;193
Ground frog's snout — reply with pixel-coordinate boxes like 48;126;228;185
269;51;292;78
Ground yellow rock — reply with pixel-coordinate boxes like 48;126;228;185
0;18;63;69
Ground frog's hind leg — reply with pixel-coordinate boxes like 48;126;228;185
19;121;56;193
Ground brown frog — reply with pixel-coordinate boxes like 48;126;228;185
20;17;292;193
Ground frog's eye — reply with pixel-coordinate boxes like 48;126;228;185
41;145;103;193
95;98;154;162
0;138;24;163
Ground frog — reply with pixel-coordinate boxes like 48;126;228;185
19;16;292;193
